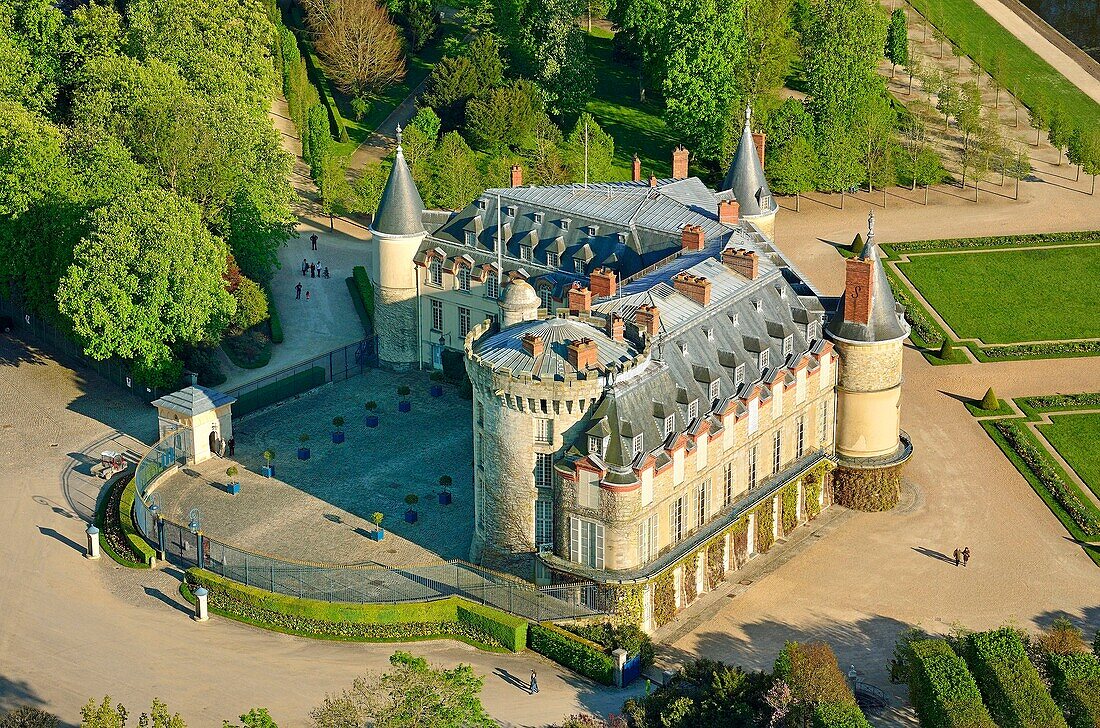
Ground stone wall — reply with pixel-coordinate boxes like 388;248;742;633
374;287;418;368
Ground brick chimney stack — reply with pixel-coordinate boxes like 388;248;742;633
718;199;740;224
589;267;617;298
680;224;705;252
510;164;523;187
632;154;642;183
649;175;658;188
672;146;689;180
606;313;624;342
752;133;766;168
672;272;712;306
721;248;759;280
634;304;660;338
843;258;875;325
568;283;593;314
522;333;544;357
567;338;599;371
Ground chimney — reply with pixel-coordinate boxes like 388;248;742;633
672;145;689;179
522;333;544;357
567;338;599;371
718;199;740;224
632;154;642;183
634;304;660;338
648;174;658;188
568;283;592;314
721;248;759;280
510;164;523;187
187;372;199;387
752;132;766;169
606;313;624;342
843;257;875;325
672;272;712;306
680;224;705;252
589;267;617;298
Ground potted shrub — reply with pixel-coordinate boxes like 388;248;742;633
225;466;240;495
364;401;379;428
397;385;412;413
429;371;444;398
370;512;385;541
332;416;345;444
298;433;311;460
438;475;453;505
404;493;419;523
261;450;275;478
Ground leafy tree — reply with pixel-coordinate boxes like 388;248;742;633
465;80;546;151
81;698;185;728
309;651;495;728
740;0;798;109
58;1;123;87
428;131;483;209
607;0;669;100
57;188;236;379
408;106;442;142
222;708;278;728
420;55;482;129
0;101;67;218
353;161;390;213
525;114;569;184
398;0;440;51
854;92;897;191
885;8;908;77
768;135;818;207
1028;99;1048;147
0;706;58;728
1046;105;1072;165
513;0;594;119
0;0;65;114
302;0;406;96
562;112;615;182
231;277;270;332
1071;126;1100;194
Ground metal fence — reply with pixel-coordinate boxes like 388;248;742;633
133;426;602;622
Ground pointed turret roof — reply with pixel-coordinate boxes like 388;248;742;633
826;212;910;343
721;108;776;217
372;126;426;236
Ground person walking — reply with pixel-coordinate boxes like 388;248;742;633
302;258;308;275
962;547;970;567
295;282;302;300
228;437;235;457
953;548;961;567
305;290;310;301
311;233;318;251
310;263;315;278
529;671;538;695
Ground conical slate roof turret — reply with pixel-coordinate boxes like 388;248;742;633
372;125;426;236
721;107;776;217
826;211;910;343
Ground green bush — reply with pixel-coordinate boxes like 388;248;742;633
301;43;350;143
306;103;332;178
754;500;774;553
266;287;284;344
1022;393;1100;412
347;265;375;336
850;233;865;255
95;476;150;569
965;628;1069;728
456;603;527;652
118;479;156;566
812;702;872;728
907;639;995;728
177;344;226;386
564;622;655;667
223;329;273;369
528;622;615;685
886;231;1100;255
980;388;1000;411
832;464;902;511
1048;652;1100;728
234;366;326;416
775;641;858;708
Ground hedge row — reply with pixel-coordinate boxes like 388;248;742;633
884;231;1100;254
95;476;149;568
883;268;944;349
965;628;1069;728
352;265;375;324
907;639;995;728
265;285;284;344
300;41;350;143
185;568;522;651
1048;652;1100;728
992;421;1100;537
980;341;1100;361
117;479;156;566
811;702;873;728
564;622;655;667
528;622;615;685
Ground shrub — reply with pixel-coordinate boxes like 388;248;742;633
398;385;411;397
965;628;1069;728
371;512;384;526
117;478;156;566
775;641;857;708
850;233;865;255
300;433;310;443
439;475;452;489
430;371;444;382
223;329;273;369
231;277;270;331
907;639;995;728
234;367;326;416
981;341;1100;360
455;603;527;652
939;339;956;360
887;231;1100;254
263;450;275;463
812;702;872;728
405;493;419;506
1040;617;1087;656
980;387;999;411
332;416;345;429
266;287;284;343
528;622;615;685
1049;652;1100;728
226;466;239;479
832;464;902;511
653;571;677;627
351;265;374;329
0;706;59;728
564;622;655;667
177;344;226;386
365;401;377;411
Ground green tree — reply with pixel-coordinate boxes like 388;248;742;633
465;80;546;151
81;698;185;728
0;706;58;728
399;0;440;51
607;0;669;101
0;0;65;114
420;55;482;129
739;0;797;109
231;277;270;332
1028;99;1048;147
427;131;483;209
562;112;615;182
408;106;442;142
222;708;278;728
526;115;569;184
353;161;390;213
979;387;999;411
855;92;897;192
515;0;594;119
768;135;818;208
885;8;908;78
57;188;236;378
1046;105;1072;165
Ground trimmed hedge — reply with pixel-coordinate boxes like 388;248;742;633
301;42;350;143
266;286;284;344
1021;393;1100;413
965;628;1069;728
95;476;150;568
185;568;522;651
353;265;374;323
117;479;156;566
907;639;995;728
234;366;326;416
528;622;615;685
884;231;1100;255
564;622;655;667
1049;652;1100;728
811;702;873;728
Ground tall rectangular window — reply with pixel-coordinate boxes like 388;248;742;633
670;497;685;543
520;245;531;261
632;433;644;458
431;300;443;331
458;267;471;291
464;230;476;246
547;252;560;267
773;430;782;473
535;496;553;548
429;259;443;287
458;306;471;337
664;414;675;437
709;379;720;401
820;401;829;443
735;364;746;389
783;335;793;361
724;461;734;505
570;517;604;569
535;453;554;489
539;286;553;310
688;399;699;423
577;471;599;508
638;515;659;563
797;417;805;458
749;446;758;489
535;418;551;444
486;275;498;300
696;480;709;526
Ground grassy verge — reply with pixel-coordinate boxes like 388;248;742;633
881;231;1100;255
95;476;153;569
964;398;1014;417
1038;412;1100;501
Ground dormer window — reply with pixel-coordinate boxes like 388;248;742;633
505;205;517;218
533;212;543;224
807;320;819;341
464;230;476;246
783;335;793;360
731;312;740;326
617;232;629;245
688;399;699;423
759;348;770;371
574;259;586;274
709;379;720;401
458;266;471;292
429;258;443;287
704;327;713;341
547;251;560;267
664;414;675;437
520;244;531;261
735;364;746;388
585;225;599;237
560;219;570;230
588;435;606;457
476;198;488;210
632;433;644;457
753;299;762;312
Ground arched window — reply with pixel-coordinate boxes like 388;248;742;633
428;258;443;287
458;266;471;292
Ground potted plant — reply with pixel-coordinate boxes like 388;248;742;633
298;433;311;460
370;512;385;541
364;401;379;428
225;466;240;495
429;371;444;398
261;450;275;478
438;475;453;505
404;493;419;523
397;385;412;413
332;416;345;444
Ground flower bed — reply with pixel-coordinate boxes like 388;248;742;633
1048;652;1100;728
964;628;1068;728
528;622;615;685
907;639;995;728
97;476;153;568
979;341;1100;361
884;231;1100;255
1021;393;1100;414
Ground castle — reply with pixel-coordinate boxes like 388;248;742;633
367;115;912;630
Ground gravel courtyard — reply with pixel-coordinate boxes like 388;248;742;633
151;367;475;566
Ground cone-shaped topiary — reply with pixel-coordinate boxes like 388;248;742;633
850;233;865;255
938;339;954;359
980;387;999;411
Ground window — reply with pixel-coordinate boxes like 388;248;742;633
519;244;531;261
476;198;488;210
431;300;443;331
731;312;740;326
570;517;604;569
670;496;685;543
546;251;560;267
664;414;675;437
797;417;805;458
724;461;734;505
429;259;443;287
535;453;554;489
458;266;471;291
687;399;699;423
486;274;499;300
709;379;720;402
476;402;484;427
505;205;516;218
773;430;782;473
539;286;553;310
588;435;605;457
631;433;644;458
574;258;586;274
820;401;829;443
807;320;819;341
533;212;543;224
577;471;599;508
464;230;476;246
535;497;553;548
458;306;471;337
638;515;659;563
759;348;769;371
734;364;746;389
783;335;793;361
560;219;570;230
749;446;758;489
696;480;709;526
535;418;551;444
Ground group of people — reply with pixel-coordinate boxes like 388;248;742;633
297;234;327;302
952;546;972;567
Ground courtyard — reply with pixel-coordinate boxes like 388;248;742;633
150;367;475;567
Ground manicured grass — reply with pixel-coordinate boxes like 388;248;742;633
908;0;1100;127
965;398;1014;417
1039;412;1100;501
897;246;1100;344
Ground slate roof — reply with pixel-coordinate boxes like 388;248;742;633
721;110;777;218
373;144;425;236
825;237;910;343
151;386;235;417
472;316;639;380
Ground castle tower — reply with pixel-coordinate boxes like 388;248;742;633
498;279;540;328
825;212;913;510
370;126;427;370
721;107;778;239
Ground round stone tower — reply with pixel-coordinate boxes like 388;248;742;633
825;212;913;510
370;128;426;370
499;278;540;328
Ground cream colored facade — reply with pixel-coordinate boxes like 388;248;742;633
154;403;233;465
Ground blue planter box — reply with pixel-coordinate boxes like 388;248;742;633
298;447;310;460
404;509;418;524
332;431;345;444
226;482;240;495
261;465;274;478
398;400;411;413
430;384;443;398
365;414;379;428
369;529;385;541
438;491;452;505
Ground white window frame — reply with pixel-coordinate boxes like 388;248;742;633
638;515;659;563
735;364;746;389
428;259;443;287
671;497;685;543
486;275;499;300
783;335;793;361
535;418;552;444
519;244;531;261
458;306;471;337
464;230;476;246
546;251;560;268
759;348;770;371
533;212;543;224
631;433;644;458
430;300;443;331
536;498;553;548
773;430;782;473
688;399;699;423
574;258;586;274
457;266;471;292
577;471;600;509
807;320;819;340
588;435;606;457
664;414;675;437
570;516;604;569
535;452;554;489
709;380;720;401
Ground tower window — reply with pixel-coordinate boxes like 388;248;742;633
535;452;554;489
457;266;471;291
709;379;720;402
759;349;769;371
577;471;599;508
428;259;443;287
783;335;793;361
535;418;551;444
570;516;604;569
535;496;553;548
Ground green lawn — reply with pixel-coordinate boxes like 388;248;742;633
585;32;675;179
907;0;1100;127
1039;412;1100;501
897;245;1100;343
